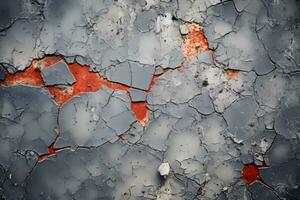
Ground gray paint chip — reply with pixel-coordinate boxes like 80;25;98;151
129;88;147;102
189;91;214;115
40;61;75;86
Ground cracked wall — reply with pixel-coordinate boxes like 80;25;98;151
0;0;299;199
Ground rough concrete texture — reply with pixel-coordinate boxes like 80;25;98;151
0;0;299;199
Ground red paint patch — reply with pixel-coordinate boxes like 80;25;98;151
182;23;209;60
241;163;260;185
131;102;148;126
0;65;43;86
241;162;268;185
225;69;240;80
37;144;57;162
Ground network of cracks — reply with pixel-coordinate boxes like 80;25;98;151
0;0;299;199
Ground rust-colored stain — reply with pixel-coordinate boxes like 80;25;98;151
240;162;267;185
225;69;240;80
182;23;209;60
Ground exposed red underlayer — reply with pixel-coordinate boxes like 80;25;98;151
0;57;185;161
225;69;240;80
241;162;267;185
2;25;210;161
0;22;209;123
37;143;58;162
0;56;160;161
182;23;209;60
0;56;150;125
130;102;148;126
182;23;241;81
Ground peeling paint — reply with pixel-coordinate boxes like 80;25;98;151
0;56;152;124
182;23;209;60
0;0;299;199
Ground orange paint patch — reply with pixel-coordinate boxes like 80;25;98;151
225;69;240;80
0;65;43;86
131;102;148;126
182;23;209;60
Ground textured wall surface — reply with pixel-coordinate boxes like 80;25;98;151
0;0;299;199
